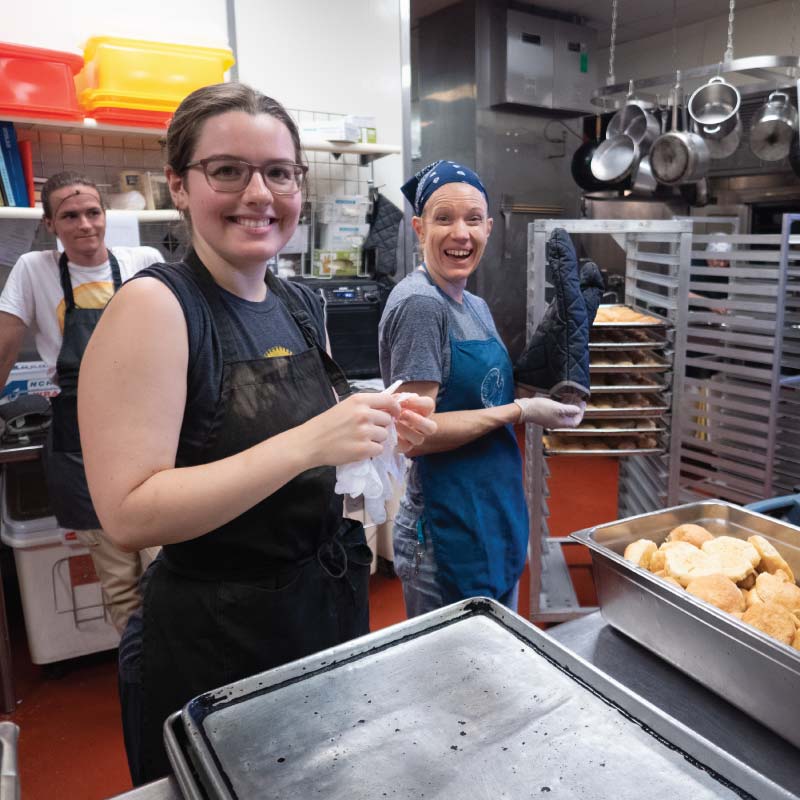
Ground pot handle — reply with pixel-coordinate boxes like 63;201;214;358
708;76;727;85
768;91;790;104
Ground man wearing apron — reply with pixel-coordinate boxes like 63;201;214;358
379;161;584;616
0;171;160;633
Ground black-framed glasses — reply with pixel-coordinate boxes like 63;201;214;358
185;157;308;194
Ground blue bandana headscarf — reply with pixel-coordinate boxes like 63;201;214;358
400;160;489;216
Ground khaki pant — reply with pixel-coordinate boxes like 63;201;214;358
75;529;160;634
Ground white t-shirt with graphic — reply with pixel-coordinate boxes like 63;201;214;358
0;246;162;377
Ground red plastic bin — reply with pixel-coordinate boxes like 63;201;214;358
88;107;172;129
0;42;83;120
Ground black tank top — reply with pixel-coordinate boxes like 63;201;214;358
132;261;327;465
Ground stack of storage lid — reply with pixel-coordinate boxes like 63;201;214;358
75;37;235;127
0;42;84;120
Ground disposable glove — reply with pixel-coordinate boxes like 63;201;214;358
514;397;585;429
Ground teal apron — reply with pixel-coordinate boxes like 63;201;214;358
417;284;528;604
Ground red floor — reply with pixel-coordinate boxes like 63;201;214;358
0;555;540;800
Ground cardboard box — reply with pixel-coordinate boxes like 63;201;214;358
346;114;377;144
300;119;360;144
318;195;370;225
0;361;59;404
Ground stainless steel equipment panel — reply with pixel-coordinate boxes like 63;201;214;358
504;10;554;108
168;599;789;800
553;19;597;113
571;500;800;749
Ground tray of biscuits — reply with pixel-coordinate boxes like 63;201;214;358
593;304;667;328
572;501;800;750
590;350;670;373
584;393;669;418
549;418;665;436
544;433;663;455
590;327;669;350
590;373;668;393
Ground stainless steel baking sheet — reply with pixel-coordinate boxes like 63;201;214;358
571;501;800;751
548;425;666;436
591;381;667;393
173;599;791;800
584;404;669;418
590;340;666;350
164;713;206;800
593;304;668;328
545;447;665;456
590;354;670;374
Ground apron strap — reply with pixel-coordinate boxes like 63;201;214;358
58;249;123;310
264;270;352;399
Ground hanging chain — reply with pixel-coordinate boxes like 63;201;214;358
724;0;736;62
792;0;798;57
671;0;678;74
607;0;618;86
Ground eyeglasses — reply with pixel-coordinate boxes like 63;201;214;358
185;157;308;195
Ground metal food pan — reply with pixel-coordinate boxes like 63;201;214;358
164;712;207;800
571;501;800;750
169;599;791;800
584;404;669;418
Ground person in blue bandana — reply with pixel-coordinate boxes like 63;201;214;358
379;160;584;616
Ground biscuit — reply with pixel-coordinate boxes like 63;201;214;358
701;536;761;582
793;629;800;651
685;574;745;614
648;549;667;573
747;535;796;583
755;571;790;604
745;587;763;608
664;543;721;587
742;602;797;645
667;523;715;549
623;539;658;569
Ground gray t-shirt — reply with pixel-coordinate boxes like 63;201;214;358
378;268;501;525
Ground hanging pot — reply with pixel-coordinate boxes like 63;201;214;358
591;133;640;184
688;76;741;140
789;132;800;177
607;83;661;154
650;92;710;185
571;115;609;192
706;116;742;159
750;91;798;161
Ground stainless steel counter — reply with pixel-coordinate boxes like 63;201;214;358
550;612;800;798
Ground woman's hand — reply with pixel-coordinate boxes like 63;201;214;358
514;397;585;428
302;392;402;467
395;394;437;453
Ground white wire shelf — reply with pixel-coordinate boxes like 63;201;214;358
4;115;401;163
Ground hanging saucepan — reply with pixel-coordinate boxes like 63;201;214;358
630;107;664;194
688;76;741;140
571;115;609;191
750;91;798;161
591;132;640;184
789;132;800;178
650;91;710;185
607;84;661;154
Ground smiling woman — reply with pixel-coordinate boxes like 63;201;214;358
76;82;437;786
378;159;584;619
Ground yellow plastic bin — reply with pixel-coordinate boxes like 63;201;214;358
75;36;234;116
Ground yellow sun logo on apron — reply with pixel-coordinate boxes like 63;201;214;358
264;346;293;359
56;281;115;332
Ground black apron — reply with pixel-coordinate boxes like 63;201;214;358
43;250;122;530
133;253;371;784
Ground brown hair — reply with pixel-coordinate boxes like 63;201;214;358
41;171;102;219
166;82;303;176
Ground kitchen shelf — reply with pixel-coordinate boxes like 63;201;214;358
592;54;800;109
4;115;401;164
0;207;179;222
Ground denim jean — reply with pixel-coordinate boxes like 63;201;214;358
393;517;519;618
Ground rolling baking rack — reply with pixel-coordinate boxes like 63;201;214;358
525;219;693;623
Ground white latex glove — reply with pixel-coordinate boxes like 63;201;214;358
514;397;585;428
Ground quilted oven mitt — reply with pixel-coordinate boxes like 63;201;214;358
514;228;602;400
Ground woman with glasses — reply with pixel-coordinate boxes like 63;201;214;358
79;82;435;785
